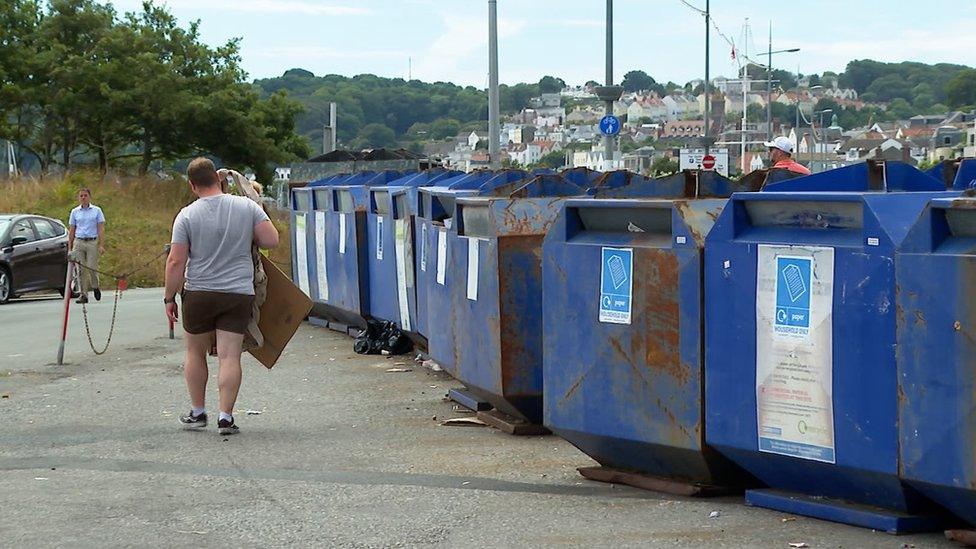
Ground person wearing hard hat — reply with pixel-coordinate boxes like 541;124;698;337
764;136;811;175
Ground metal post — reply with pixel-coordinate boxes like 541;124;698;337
488;0;501;169
767;22;773;141
603;0;614;162
704;0;710;153
324;103;337;154
57;263;74;365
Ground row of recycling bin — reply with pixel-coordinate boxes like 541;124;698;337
289;159;976;534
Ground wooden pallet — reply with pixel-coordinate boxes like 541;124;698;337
946;529;976;546
476;410;550;436
577;466;734;497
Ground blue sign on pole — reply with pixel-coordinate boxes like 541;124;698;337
599;115;621;136
599;247;632;324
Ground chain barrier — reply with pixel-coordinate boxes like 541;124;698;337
69;248;169;355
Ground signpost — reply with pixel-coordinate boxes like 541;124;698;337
599;114;621;136
680;148;729;176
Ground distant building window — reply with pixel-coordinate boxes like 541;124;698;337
944;137;952;145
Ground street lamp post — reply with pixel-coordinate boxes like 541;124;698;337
488;0;500;169
704;0;710;153
765;23;800;141
814;108;833;172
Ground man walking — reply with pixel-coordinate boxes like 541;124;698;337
164;158;279;435
68;188;106;304
764;136;812;175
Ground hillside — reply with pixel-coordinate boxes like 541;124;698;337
255;60;976;153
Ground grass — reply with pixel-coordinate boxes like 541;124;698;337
0;172;292;288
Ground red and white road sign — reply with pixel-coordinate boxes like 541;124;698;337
702;155;716;170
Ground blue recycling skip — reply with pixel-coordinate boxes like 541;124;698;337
364;169;460;338
320;170;410;328
897;196;976;528
452;175;585;422
418;170;534;374
543;196;753;486
704;185;956;532
290;186;315;300
302;174;350;319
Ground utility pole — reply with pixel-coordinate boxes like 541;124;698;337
603;0;614;159
767;22;773;142
488;0;501;169
704;0;710;153
740;19;750;174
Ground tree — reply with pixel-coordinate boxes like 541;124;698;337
622;70;663;95
887;98;914;120
538;75;565;94
535;150;565;169
353;123;397;149
651;156;678;176
947;69;976;108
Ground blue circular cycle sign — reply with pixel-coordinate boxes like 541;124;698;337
599;115;621;136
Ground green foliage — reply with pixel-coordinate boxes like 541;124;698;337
538;75;565;94
0;0;308;179
621;70;664;95
840;59;969;104
535;150;565;169
256;71;543;151
651;156;678;176
947;69;976;108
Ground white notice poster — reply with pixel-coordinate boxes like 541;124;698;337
756;244;835;463
376;217;384;260
436;228;447;285
338;213;346;254
420;224;428;272
394;218;413;331
466;237;479;301
314;211;328;301
295;213;309;296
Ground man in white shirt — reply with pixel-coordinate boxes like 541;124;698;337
68;188;106;304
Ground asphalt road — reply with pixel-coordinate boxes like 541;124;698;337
0;289;959;548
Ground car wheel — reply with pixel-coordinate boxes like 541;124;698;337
0;267;11;304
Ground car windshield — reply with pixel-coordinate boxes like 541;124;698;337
0;219;9;235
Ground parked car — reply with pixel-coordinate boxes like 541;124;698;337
0;214;71;304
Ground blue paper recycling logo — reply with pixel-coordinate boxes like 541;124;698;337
599;247;633;325
775;255;811;335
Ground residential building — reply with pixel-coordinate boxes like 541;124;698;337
663;120;705;139
626;94;668;124
663;94;700;121
621;146;662;175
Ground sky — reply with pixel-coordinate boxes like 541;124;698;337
107;0;976;87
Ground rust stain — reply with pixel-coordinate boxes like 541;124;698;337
497;235;544;394
636;250;690;386
561;370;588;403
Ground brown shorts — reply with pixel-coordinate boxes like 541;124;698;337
181;291;254;335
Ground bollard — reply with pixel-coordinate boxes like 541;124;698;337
57;263;74;365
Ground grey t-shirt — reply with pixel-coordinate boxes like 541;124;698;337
172;194;270;295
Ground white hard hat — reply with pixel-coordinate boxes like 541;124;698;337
763;136;795;155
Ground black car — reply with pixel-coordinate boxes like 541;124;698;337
0;214;70;304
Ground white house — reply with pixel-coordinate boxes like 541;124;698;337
626;95;668;124
274;167;292;181
663;94;700;121
509;142;543;166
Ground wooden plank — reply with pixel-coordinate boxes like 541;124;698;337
578;466;734;497
476;410;550;436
